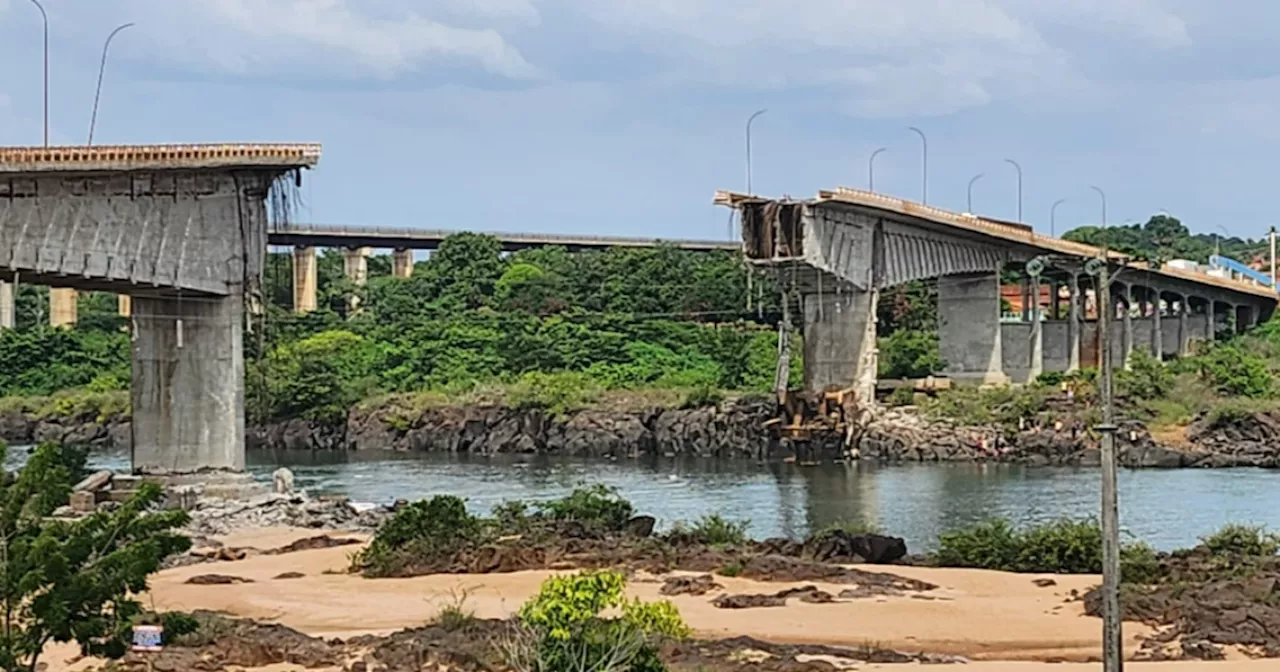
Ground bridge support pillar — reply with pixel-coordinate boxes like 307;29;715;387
938;271;1008;385
1068;273;1082;371
292;246;318;314
0;282;13;329
1205;298;1215;343
802;288;878;402
343;247;371;312
1152;292;1163;361
1029;276;1044;380
50;288;77;328
1175;295;1189;356
131;293;245;473
1121;283;1133;369
392;248;414;279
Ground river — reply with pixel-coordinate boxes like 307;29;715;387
10;445;1278;553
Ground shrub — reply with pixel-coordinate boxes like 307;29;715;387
356;495;480;576
681;384;724;409
539;485;634;531
1116;348;1172;400
504;570;688;672
933;518;1162;581
885;386;916;408
718;561;744;577
506;371;601;416
0;444;192;672
686;514;750;547
877;329;943;379
1201;524;1280;557
933;519;1021;571
1195;344;1273;399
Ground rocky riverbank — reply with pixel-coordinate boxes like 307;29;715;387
8;396;1280;468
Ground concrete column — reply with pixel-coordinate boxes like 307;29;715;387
1151;291;1163;361
1178;295;1190;356
802;288;878;403
131;294;245;473
342;246;371;313
1029;276;1044;380
1121;283;1133;369
1068;273;1082;372
1020;277;1031;321
938;271;1008;385
292;246;318;314
49;288;77;328
392;248;414;279
118;294;132;317
0;282;13;329
1205;299;1215;343
1051;281;1061;320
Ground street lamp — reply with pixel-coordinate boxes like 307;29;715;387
1050;199;1067;238
908;126;928;204
1213;224;1230;258
745;109;768;195
868;147;887;191
28;0;48;146
88;22;137;146
967;173;984;213
1005;159;1023;222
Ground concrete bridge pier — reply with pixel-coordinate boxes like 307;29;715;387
132;293;246;472
1068;272;1082;371
0;281;13;329
292;246;318;314
1151;290;1164;360
50;288;76;328
802;288;878;402
342;246;371;312
393;248;414;279
938;271;1008;385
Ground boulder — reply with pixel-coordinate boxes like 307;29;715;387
622;515;656;538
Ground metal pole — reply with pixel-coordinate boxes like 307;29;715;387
1051;199;1067;238
89;23;136;146
1097;257;1122;672
1005;159;1023;222
746;109;767;195
967;173;984;213
869;147;887;191
28;0;48;147
908;126;928;204
1269;226;1276;289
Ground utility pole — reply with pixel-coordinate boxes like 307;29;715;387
1270;226;1276;289
1089;252;1123;672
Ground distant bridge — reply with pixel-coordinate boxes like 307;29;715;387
267;223;739;253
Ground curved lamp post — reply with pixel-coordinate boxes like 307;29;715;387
745;109;768;195
967;173;984;213
88;22;137;146
868;147;887;191
907;126;927;203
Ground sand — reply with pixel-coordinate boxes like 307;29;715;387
35;526;1280;671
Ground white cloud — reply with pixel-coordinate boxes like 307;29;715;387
120;0;539;79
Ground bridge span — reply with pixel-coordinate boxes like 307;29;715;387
716;187;1277;401
266;223;738;253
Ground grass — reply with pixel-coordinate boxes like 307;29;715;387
431;588;477;632
686;514;750;546
0;389;130;422
718;560;744;577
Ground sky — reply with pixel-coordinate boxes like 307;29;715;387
0;0;1278;243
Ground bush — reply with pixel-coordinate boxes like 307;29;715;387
1201;524;1280;557
0;444;192;672
718;561;744;577
506;371;602;416
503;570;689;672
1195;343;1273;399
933;518;1162;581
885;386;916;408
1116;348;1172;400
686;514;750;546
878;329;943;379
539;485;634;531
681;384;724;409
356;495;480;576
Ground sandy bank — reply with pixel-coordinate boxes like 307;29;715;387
112;526;1140;662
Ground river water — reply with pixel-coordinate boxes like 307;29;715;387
13;445;1277;553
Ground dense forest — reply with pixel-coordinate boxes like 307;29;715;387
0;214;1269;423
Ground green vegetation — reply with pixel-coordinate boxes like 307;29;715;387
0;443;192;672
0;234;797;423
1200;524;1280;557
815;517;882;538
502;570;689;672
932;518;1161;583
681;514;751;547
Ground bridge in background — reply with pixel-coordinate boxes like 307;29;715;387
266;223;738;252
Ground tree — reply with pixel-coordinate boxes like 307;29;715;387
0;443;191;672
